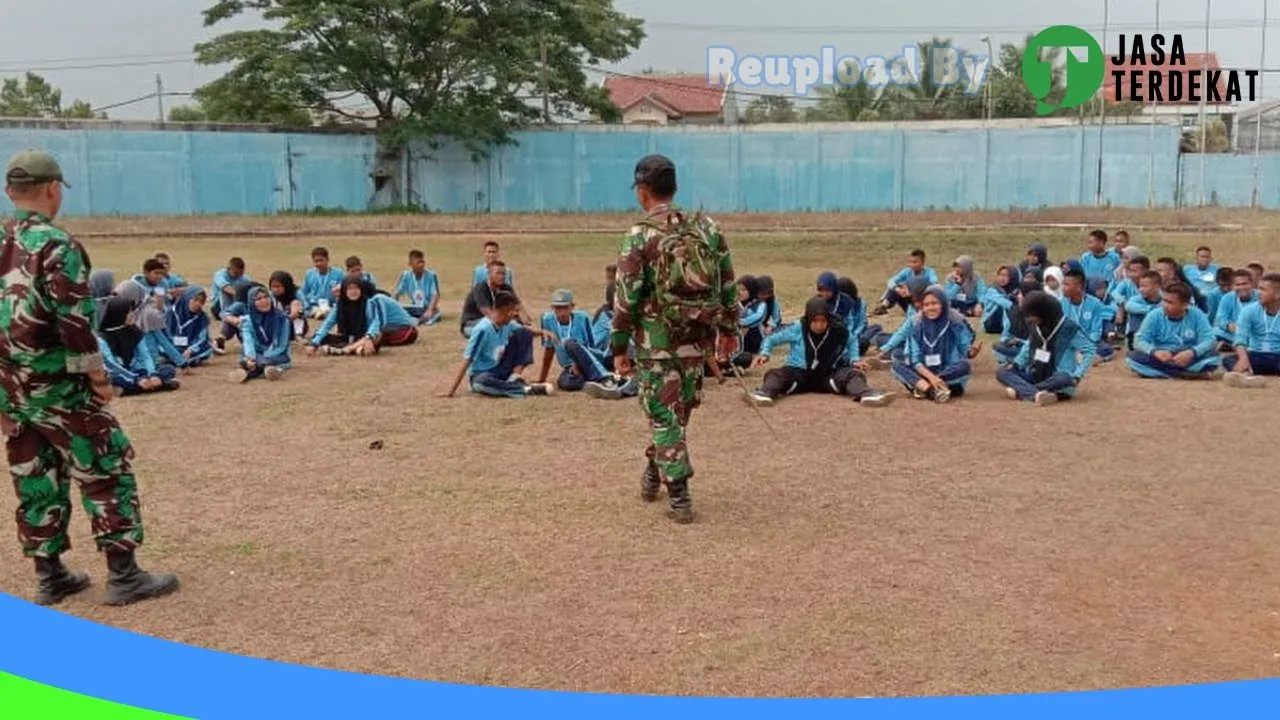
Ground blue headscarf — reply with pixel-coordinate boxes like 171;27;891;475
246;286;287;351
914;285;960;361
817;271;855;320
169;286;208;336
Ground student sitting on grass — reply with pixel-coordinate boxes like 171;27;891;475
874;248;938;315
472;241;515;287
306;276;418;356
444;291;552;399
1059;269;1115;362
981;265;1021;334
732;275;769;368
345;255;377;289
748;297;894;407
90;269;115;329
97;297;180;395
461;261;521;338
1213;269;1258;348
1110;255;1150;332
1126;283;1221;380
1223;272;1280;388
992;280;1041;365
1079;229;1121;288
211;256;250;318
836;276;879;357
1018;242;1051;283
301;246;345;320
269;270;307;340
394;249;442;326
1114;245;1143;285
153;252;188;300
890;286;976;403
1123;271;1164;351
871;278;929;362
1113;229;1132;255
1156;257;1208;313
114;279;189;370
213;280;263;355
593;264;617;322
758;275;782;333
229;286;292;383
997;290;1095;407
131;258;171;306
1204;266;1235;321
1042;266;1065;299
536;289;634;398
816;272;867;363
1183;245;1221;298
944;255;986;318
165;286;213;367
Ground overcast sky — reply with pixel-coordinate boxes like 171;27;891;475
0;0;1274;119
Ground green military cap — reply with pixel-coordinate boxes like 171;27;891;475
4;149;70;188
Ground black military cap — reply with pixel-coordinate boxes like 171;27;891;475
632;154;676;188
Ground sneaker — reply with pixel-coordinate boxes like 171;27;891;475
933;387;951;404
858;391;894;407
264;366;284;381
746;392;774;406
227;368;248;383
1005;387;1018;401
910;386;927;400
1224;372;1268;389
862;355;887;371
1033;391;1058;407
583;379;623;399
524;383;554;396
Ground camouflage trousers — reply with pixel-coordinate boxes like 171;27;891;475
7;406;144;558
636;357;704;485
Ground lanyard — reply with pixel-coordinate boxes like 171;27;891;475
557;319;573;342
1035;316;1066;347
805;329;830;367
1264;307;1280;338
921;321;950;351
255;317;273;347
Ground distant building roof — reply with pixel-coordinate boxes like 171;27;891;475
603;74;729;117
1103;52;1229;105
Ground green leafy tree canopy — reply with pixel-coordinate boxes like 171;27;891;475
0;72;104;119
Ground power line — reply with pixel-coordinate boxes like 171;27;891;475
646;18;1280;34
0;57;197;74
0;50;195;65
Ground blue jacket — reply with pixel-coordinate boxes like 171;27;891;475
301;267;345;310
1234;302;1280;352
98;334;161;385
1213;291;1258;343
394;269;440;309
1134;307;1216;357
1058;294;1115;342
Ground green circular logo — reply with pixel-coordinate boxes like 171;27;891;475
1022;25;1105;115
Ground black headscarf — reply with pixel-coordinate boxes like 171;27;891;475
234;280;265;306
1005;280;1043;341
801;296;848;375
739;275;761;300
99;296;143;366
757;276;777;323
994;265;1020;297
336;275;373;342
1022;290;1078;384
269;270;299;309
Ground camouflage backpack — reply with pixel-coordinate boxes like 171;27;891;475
640;209;725;332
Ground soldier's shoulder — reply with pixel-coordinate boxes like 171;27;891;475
19;218;75;248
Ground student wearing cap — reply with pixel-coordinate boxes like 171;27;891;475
613;153;739;524
536;289;635;399
0;149;178;606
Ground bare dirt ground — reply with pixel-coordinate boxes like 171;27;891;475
3;215;1280;698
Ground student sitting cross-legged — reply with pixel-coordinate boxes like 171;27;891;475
444;291;553;399
944;255;986;318
981;265;1021;334
1125;282;1222;380
748;297;894;407
229;286;292;383
874;248;938;315
992;280;1042;365
1058;269;1116;362
307;276;417;356
301;246;345;320
394;249;442;326
1122;271;1164;352
1213;268;1258;349
97;297;180;395
1223;272;1280;388
536;289;635;398
996;290;1095;406
732;275;768;368
164;286;214;367
890;286;976;403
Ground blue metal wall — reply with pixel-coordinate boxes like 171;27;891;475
0;122;1268;216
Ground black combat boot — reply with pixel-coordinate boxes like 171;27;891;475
666;479;694;524
34;556;92;606
104;550;180;606
640;461;661;502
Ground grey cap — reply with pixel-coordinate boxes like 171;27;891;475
632;153;675;188
549;288;574;306
4;149;70;187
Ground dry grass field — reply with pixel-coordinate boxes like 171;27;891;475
3;210;1280;698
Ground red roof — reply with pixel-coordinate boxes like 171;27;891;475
1102;52;1228;105
603;75;726;116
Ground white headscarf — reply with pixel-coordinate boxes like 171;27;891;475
1043;267;1065;299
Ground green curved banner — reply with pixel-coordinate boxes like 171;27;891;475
0;671;191;719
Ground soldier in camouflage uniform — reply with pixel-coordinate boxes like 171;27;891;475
1;150;179;606
610;155;739;524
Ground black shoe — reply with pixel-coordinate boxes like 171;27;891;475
666;479;694;523
640;461;661;502
104;550;179;606
34;556;91;606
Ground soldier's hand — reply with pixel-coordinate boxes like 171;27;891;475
92;382;115;405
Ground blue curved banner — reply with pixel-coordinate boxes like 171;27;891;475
0;591;1274;718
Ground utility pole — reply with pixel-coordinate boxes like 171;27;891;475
1095;0;1110;206
540;40;550;123
155;74;164;122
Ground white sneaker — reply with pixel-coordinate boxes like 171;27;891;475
746;392;774;406
933;387;951;403
525;382;554;396
1005;387;1018;401
1224;372;1267;389
583;379;623;399
264;366;284;381
1033;391;1058;407
859;391;894;407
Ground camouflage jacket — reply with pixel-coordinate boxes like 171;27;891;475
0;210;104;432
610;204;739;360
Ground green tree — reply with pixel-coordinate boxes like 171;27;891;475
743;95;797;123
0;72;104;119
194;0;643;149
807;66;889;121
168;104;208;122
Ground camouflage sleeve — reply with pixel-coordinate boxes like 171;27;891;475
609;226;648;354
43;237;104;374
709;219;740;336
